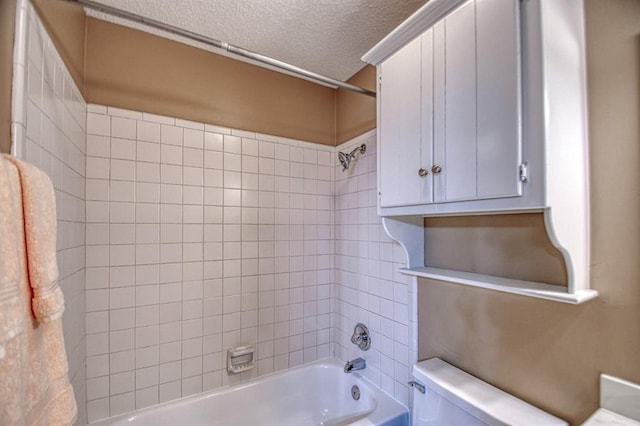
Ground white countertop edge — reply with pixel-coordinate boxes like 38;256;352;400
582;409;640;426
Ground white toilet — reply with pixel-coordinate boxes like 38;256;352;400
411;358;568;426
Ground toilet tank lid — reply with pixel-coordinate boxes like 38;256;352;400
412;358;568;426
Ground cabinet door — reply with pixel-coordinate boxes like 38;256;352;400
420;28;435;203
476;0;522;199
433;2;476;203
379;37;430;207
433;0;522;203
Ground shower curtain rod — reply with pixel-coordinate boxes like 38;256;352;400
70;0;377;98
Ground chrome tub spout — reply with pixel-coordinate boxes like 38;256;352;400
344;358;366;374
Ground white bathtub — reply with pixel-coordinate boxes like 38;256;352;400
93;359;408;426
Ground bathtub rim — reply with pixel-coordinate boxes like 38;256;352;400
89;357;408;426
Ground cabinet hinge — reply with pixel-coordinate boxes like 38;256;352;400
378;75;382;90
519;162;529;183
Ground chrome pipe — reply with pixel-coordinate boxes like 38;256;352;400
225;45;376;97
71;0;376;98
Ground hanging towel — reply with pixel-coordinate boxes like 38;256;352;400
0;155;77;426
3;154;65;322
0;156;24;360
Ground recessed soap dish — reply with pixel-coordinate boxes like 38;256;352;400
227;345;255;374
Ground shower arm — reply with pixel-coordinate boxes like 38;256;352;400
348;144;367;158
68;0;377;98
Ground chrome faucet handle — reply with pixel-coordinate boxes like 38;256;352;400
350;323;371;351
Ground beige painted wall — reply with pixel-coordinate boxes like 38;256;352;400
1;0;84;154
84;18;337;145
27;1;376;147
21;0;376;145
31;0;85;91
336;65;376;145
418;1;640;424
0;0;16;154
424;214;567;285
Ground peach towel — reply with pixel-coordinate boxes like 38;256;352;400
3;155;65;322
0;156;23;359
0;155;77;426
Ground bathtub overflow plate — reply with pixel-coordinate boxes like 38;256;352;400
351;385;360;400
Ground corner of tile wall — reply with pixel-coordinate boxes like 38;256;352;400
12;1;88;423
333;130;415;408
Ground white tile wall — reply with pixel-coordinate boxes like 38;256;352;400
82;120;416;422
11;1;87;423
85;105;336;421
332;131;417;408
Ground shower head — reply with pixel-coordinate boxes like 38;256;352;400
338;151;352;171
338;144;367;171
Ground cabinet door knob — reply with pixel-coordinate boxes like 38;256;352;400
431;164;442;174
418;168;428;177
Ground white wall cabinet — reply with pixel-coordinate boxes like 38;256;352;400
364;0;596;304
379;0;522;209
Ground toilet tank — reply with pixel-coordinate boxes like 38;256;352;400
411;359;568;426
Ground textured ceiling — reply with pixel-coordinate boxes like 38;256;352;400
85;0;427;82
